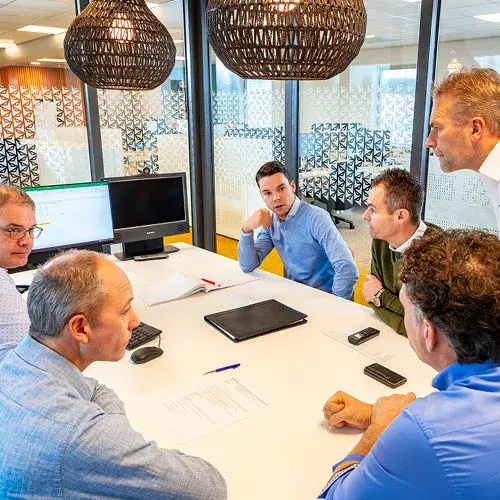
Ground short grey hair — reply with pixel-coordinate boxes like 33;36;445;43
0;184;35;210
432;67;500;136
28;250;107;339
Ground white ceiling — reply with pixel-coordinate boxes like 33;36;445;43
0;0;500;67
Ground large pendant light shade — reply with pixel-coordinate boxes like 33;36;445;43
207;0;367;80
64;0;176;90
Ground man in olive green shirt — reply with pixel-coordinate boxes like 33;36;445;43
362;169;439;336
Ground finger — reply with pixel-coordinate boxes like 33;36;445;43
405;392;416;403
328;413;347;428
323;402;345;419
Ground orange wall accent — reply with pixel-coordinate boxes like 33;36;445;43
0;66;83;90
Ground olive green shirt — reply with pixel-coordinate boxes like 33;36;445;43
370;222;440;336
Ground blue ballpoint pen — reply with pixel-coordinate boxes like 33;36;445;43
203;363;241;375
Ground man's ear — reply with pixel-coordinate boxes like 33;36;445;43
290;180;296;193
67;314;92;345
471;116;487;143
395;208;410;224
422;319;439;353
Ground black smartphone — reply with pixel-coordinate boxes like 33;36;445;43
364;363;407;388
348;327;380;345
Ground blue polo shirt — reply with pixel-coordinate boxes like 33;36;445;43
323;360;500;499
238;198;358;299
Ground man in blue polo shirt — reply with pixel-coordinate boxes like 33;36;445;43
238;161;358;300
320;229;500;499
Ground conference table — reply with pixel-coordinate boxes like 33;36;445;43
15;243;436;499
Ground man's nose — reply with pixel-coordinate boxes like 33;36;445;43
362;209;369;221
17;232;32;245
425;133;435;149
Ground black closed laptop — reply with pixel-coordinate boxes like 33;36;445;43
204;299;307;342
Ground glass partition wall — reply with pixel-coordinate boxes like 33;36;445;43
298;0;421;289
212;56;286;241
424;0;500;235
0;0;91;186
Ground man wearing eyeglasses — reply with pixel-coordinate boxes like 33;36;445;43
0;185;42;344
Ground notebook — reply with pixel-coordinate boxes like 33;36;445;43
204;299;308;342
137;272;258;306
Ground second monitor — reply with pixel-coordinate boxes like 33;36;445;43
106;173;190;260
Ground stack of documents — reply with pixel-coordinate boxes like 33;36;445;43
137;272;258;306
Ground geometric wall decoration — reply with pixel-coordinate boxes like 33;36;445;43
0;84;88;188
299;122;391;209
0;138;39;187
98;87;188;177
211;88;286;239
299;83;415;209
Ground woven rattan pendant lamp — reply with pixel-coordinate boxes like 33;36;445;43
207;0;367;80
64;0;176;90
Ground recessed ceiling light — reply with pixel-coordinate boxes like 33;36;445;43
403;0;420;3
474;13;500;23
365;34;375;39
18;25;67;35
30;61;41;65
37;58;66;63
146;2;159;7
173;39;184;44
0;39;15;48
175;56;185;61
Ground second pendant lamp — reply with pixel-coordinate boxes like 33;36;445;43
207;0;367;80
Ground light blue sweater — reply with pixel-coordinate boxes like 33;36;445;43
238;198;358;299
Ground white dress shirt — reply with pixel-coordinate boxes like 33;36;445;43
0;268;29;344
479;140;500;235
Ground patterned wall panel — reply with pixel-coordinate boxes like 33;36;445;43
0;138;39;187
0;84;89;187
299;84;414;209
211;88;286;238
98;87;188;178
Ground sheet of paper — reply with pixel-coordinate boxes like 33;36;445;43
159;378;267;444
324;329;394;364
136;273;204;305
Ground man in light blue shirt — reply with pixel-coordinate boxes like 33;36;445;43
238;161;358;299
320;229;500;499
0;184;40;344
0;250;226;499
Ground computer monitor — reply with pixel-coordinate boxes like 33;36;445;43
22;181;114;266
105;173;190;260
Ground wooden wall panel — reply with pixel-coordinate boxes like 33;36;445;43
0;66;83;90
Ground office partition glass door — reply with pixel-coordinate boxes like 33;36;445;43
96;1;193;244
211;55;286;241
424;0;500;235
298;0;421;290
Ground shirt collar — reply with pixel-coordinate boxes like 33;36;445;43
14;335;94;400
432;359;499;391
389;220;428;253
479;140;500;182
275;195;301;222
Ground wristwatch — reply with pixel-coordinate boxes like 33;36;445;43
372;287;385;307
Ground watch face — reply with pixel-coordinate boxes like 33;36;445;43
373;296;381;307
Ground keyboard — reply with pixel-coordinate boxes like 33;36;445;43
127;322;162;350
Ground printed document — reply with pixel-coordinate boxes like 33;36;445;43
159;378;267;443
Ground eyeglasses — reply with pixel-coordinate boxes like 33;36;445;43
0;226;43;240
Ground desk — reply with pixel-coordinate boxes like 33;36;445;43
14;243;435;499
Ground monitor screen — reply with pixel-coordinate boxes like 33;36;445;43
24;182;114;253
104;173;189;260
109;175;186;229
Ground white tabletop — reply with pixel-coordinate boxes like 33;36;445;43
14;243;436;500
